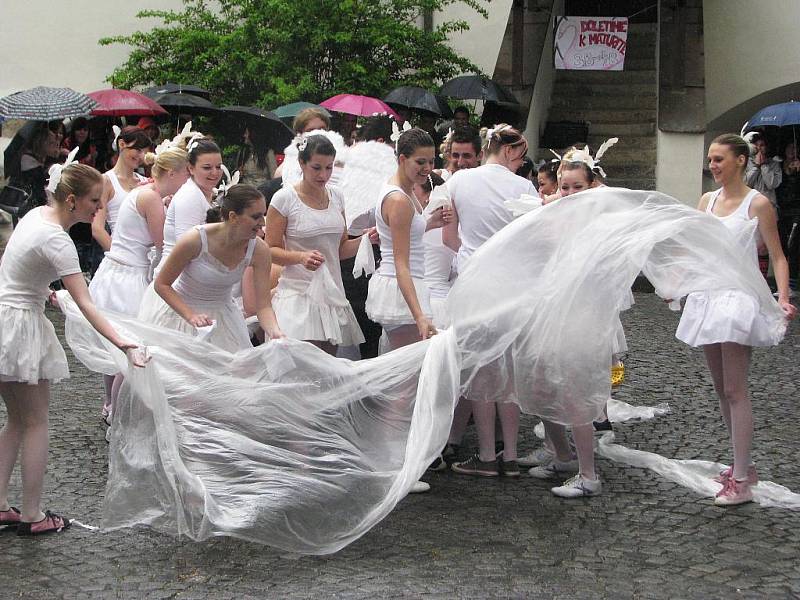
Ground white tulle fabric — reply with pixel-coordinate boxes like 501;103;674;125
57;188;794;554
0;305;70;383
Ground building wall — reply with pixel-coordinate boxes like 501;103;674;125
656;131;705;205
434;0;514;76
1;0;184;98
704;0;800;131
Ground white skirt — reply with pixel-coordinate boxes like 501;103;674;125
676;289;784;347
272;289;365;346
89;258;150;317
365;273;432;327
0;304;69;384
138;285;251;353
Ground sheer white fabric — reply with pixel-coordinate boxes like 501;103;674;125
58;188;793;554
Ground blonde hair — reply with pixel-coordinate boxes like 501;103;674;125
53;164;103;203
480;124;527;156
292;108;331;134
144;146;189;178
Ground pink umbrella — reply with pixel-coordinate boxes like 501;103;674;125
320;94;400;120
88;89;168;117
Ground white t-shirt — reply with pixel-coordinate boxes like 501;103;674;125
447;163;536;271
160;178;210;271
0;207;81;308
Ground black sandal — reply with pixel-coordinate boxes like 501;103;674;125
17;510;71;536
0;506;21;528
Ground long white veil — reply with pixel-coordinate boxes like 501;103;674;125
58;187;790;554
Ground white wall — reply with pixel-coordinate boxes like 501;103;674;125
704;0;800;127
523;0;562;150
1;0;184;98
656;131;705;205
435;0;514;76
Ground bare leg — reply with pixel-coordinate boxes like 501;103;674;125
1;381;49;522
572;423;596;480
102;374;115;417
471;400;497;462
308;340;338;356
110;374;125;419
386;325;420;352
0;383;22;510
719;343;753;480
703;343;731;434
448;397;472;445
496;402;519;461
542;419;575;462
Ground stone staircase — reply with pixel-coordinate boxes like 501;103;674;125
542;22;657;190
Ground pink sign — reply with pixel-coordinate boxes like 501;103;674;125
554;16;628;71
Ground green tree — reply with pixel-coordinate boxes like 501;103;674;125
101;0;488;108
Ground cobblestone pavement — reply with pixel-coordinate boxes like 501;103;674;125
1;228;799;598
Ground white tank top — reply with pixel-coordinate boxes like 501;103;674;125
106;187;157;268
173;226;256;308
105;170;146;232
706;188;762;269
423;228;455;299
375;183;426;279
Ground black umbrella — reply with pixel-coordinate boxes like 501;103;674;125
383;86;453;118
218;105;294;151
0;86;97;121
143;83;211;100
150;92;219;117
439;75;519;105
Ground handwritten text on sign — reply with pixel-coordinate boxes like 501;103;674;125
554;16;628;71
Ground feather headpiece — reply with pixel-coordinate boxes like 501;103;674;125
213;164;240;200
46;146;80;194
390;120;412;150
561;137;619;178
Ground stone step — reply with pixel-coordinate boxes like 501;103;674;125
552;81;656;96
550;94;657;110
588;121;656;136
622;56;656;70
587;135;657;153
605;177;657;190
547;108;657;124
555;70;656;84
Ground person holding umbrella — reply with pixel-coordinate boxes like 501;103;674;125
62;117;97;168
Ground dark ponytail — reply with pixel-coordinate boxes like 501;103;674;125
206;183;264;223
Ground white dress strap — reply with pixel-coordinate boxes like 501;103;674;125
196;225;209;253
739;188;760;217
706;188;723;214
244;238;257;266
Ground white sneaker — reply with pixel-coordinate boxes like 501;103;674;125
410;480;430;494
518;446;554;467
551;474;602;498
527;457;579;479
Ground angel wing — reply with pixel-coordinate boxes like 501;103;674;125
340;140;397;228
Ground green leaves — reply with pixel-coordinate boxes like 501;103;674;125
100;0;486;110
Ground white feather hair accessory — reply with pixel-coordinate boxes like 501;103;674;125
46;146;81;194
213;164;240;199
390;120;412;150
561;137;619;179
111;125;122;152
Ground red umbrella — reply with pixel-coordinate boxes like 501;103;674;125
87;89;168;117
320;94;400;120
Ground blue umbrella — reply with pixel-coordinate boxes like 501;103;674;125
743;101;800;131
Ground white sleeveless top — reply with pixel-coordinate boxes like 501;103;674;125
446;163;537;271
423;228;455;299
375;183;426;279
172;226;256;308
106;187;157;268
105;169;146;232
160;178;210;272
706;188;762;268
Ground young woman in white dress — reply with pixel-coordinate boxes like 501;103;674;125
676;133;796;505
91;126;151;250
141;184;283;351
444;125;535;480
0;163;144;536
266;135;374;355
364;127;447;493
159;138;224;272
89;145;190;423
